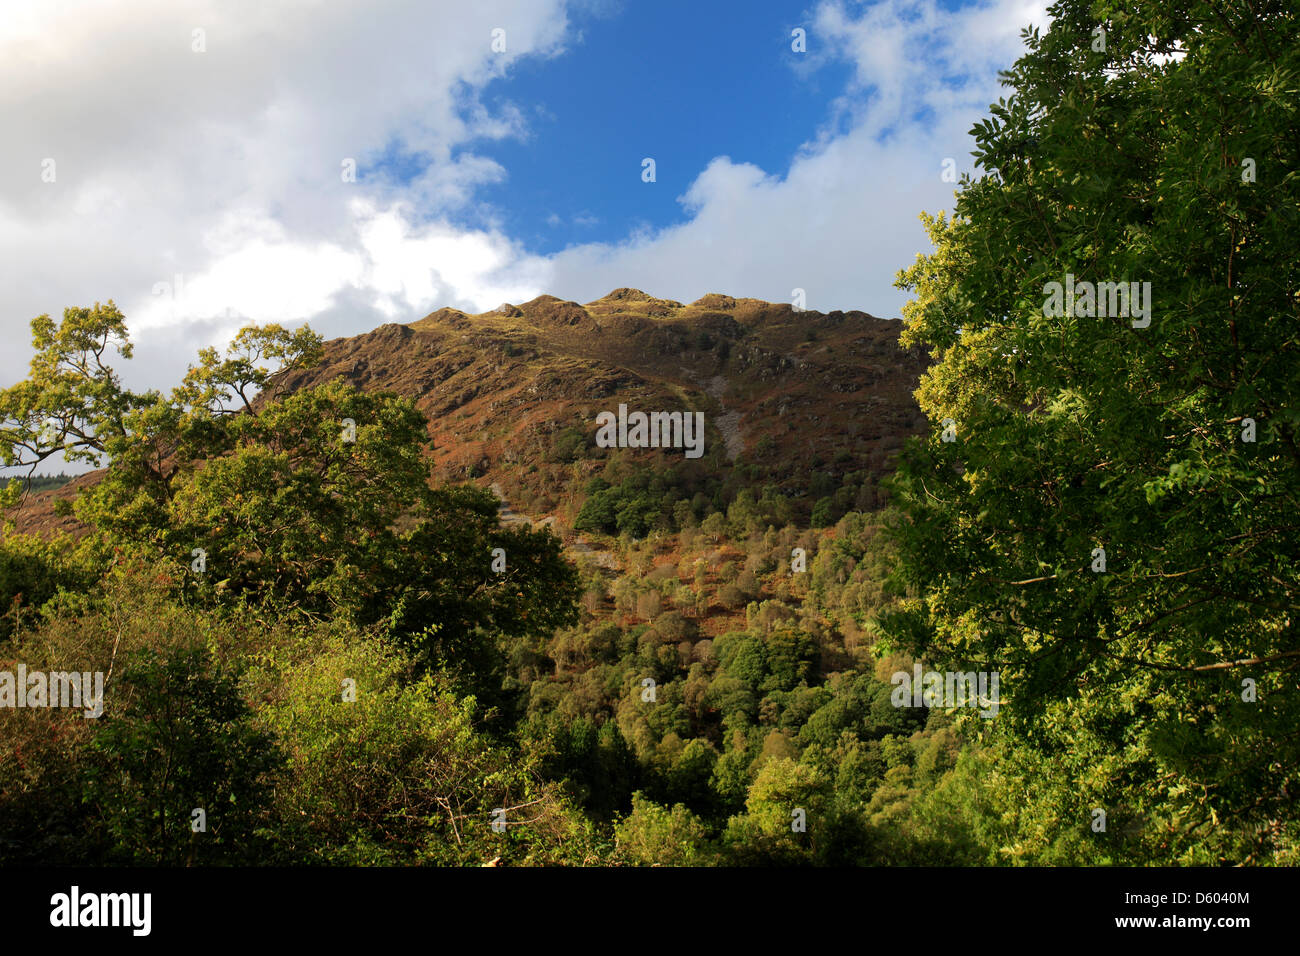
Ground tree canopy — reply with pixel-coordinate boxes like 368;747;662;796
887;0;1299;862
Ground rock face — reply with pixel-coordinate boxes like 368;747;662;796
9;290;931;535
274;288;925;467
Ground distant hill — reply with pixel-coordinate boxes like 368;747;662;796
8;290;929;538
0;473;77;494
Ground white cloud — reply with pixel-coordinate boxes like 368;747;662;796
0;0;570;390
353;200;549;317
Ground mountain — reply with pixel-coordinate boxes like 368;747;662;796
9;290;929;537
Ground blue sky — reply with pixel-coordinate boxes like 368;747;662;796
1;0;1053;402
457;2;857;254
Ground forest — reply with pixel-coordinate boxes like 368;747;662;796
1;0;1296;866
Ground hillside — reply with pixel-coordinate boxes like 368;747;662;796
268;289;928;525
10;290;928;541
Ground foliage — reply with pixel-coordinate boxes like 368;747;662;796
3;4;1296;865
84;645;284;865
887;0;1300;862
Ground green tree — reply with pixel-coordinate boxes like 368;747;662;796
253;628;593;865
888;0;1299;863
810;497;834;528
615;793;715;866
722;757;827;864
1;309;580;713
84;646;284;865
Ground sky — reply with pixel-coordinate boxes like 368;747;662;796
0;0;1053;413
